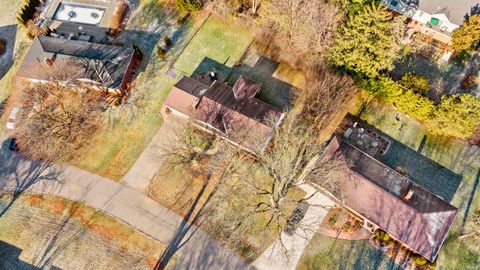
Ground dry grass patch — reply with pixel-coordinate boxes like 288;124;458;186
0;193;176;269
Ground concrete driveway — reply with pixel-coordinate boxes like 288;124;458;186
253;184;335;270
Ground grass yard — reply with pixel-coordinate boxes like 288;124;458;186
173;15;253;77
69;2;207;180
0;193;175;269
297;235;400;270
0;0;22;25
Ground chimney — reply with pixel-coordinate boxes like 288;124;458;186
404;188;414;200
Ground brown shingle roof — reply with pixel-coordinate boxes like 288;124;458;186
164;76;284;152
324;136;457;262
232;75;262;99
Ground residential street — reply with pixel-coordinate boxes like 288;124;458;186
0;139;251;270
252;185;335;270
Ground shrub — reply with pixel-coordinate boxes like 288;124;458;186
157;46;167;60
375;229;390;242
328;212;339;227
429;94;480;138
400;73;430;96
164;36;172;47
410;254;427;266
110;2;129;33
393;90;435;121
0;39;6;56
176;0;203;12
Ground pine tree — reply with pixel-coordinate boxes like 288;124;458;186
176;0;203;12
430;94;480;138
452;15;480;54
328;3;403;78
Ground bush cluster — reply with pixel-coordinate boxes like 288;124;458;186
361;76;480;138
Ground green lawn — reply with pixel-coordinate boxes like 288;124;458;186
173;15;253;76
297;235;399;270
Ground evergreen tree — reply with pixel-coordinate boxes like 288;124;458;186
328;3;403;78
430;94;480;138
452;15;480;54
399;73;430;96
176;0;203;12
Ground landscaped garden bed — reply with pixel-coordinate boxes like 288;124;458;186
371;229;437;270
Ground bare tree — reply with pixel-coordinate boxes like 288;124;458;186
195;114;349;260
300;64;358;135
257;0;343;66
14;82;105;162
157;110;349;260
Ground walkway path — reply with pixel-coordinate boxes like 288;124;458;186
252;184;335;270
121;122;170;192
0;142;250;270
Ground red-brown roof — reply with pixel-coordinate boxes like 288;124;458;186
324;136;457;262
232;75;262;99
163;76;284;152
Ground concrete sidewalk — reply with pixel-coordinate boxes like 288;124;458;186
0;144;251;270
121;123;168;192
252;184;334;270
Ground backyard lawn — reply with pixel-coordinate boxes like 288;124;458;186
173;15;253;77
0;193;175;269
297;234;400;270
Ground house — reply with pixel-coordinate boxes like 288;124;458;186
162;75;285;153
382;0;479;62
320;115;458;262
16;35;135;93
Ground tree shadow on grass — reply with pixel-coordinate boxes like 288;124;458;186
460;169;480;232
0;24;17;80
0;240;41;270
30;203;92;268
154;175;251;270
0;140;62;218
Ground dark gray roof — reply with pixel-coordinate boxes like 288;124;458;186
173;76;210;97
381;0;479;24
419;0;479;25
17;36;134;89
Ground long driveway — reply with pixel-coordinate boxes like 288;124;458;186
0;140;251;270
